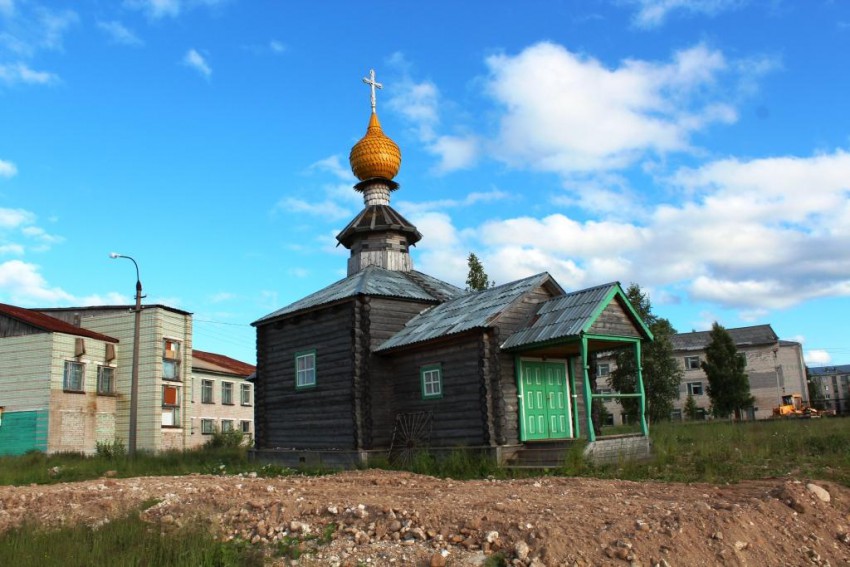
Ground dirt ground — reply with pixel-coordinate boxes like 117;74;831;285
1;470;849;566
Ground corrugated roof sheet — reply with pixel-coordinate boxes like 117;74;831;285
809;364;850;376
192;349;255;376
376;272;553;352
253;266;463;325
0;302;119;343
500;282;620;350
670;324;778;351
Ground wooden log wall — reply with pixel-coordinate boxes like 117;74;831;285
365;297;435;449
492;284;558;446
389;333;488;448
254;302;356;450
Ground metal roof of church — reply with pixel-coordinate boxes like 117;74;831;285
253;266;464;325
500;282;628;350
671;324;778;351
376;272;557;352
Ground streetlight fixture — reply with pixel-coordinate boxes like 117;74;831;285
110;252;143;457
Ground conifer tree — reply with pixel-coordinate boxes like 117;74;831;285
702;322;754;419
684;393;698;420
465;253;494;291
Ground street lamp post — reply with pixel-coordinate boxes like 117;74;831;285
110;253;142;457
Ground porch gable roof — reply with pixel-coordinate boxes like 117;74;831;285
500;282;653;351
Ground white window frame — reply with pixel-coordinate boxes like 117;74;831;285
201;379;214;404
240;383;251;406
96;365;115;394
63;360;85;392
162;384;181;427
420;364;443;399
295;350;317;390
687;381;704;396
597;363;611;378
684;356;701;370
221;419;234;432
201;418;215;434
221;381;234;405
162;339;181;381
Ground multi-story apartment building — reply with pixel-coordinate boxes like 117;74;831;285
598;324;807;424
808;364;850;415
0;302;254;455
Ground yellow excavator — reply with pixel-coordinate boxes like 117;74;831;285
772;393;820;418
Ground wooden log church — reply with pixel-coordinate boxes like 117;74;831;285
252;71;653;467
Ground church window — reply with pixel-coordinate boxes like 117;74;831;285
420;364;443;399
295;350;317;389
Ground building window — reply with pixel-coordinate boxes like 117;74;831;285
684;356;701;370
241;383;251;406
597;363;610;377
222;382;234;405
63;361;85;392
221;419;234;432
97;366;115;394
420;363;443;399
162;339;181;381
687;381;704;396
295;350;316;389
240;420;251;434
162;384;180;427
201;380;214;404
201;419;215;434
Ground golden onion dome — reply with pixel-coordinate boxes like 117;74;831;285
349;113;401;181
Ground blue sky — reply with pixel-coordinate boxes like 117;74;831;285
1;0;849;367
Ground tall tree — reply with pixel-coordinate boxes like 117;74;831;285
701;322;754;419
609;283;683;424
465;253;493;291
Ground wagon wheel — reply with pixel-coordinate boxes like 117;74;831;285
389;411;433;467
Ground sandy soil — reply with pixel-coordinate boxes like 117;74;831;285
1;469;849;566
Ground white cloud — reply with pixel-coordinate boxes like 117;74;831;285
126;0;231;19
0;0;14;17
288;267;310;278
208;292;235;303
629;0;744;29
0;159;17;178
22;225;63;245
0;259;74;305
484;42;742;175
429;135;479;174
274;197;352;221
309;155;354;182
397;189;509;216
97;20;143;46
269;40;285;53
0;243;24;255
0;62;58;85
37;7;78;50
0;207;34;228
182;48;211;79
805;349;832;365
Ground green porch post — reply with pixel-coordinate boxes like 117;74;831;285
567;355;580;438
635;340;649;436
581;336;595;442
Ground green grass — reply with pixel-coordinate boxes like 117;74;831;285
0;509;264;567
563;417;850;485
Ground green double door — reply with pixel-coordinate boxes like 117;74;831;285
520;361;572;440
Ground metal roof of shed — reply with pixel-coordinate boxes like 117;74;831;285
0;302;119;343
670;324;778;351
253;266;463;325
376;272;556;352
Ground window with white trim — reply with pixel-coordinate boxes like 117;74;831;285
295;350;316;389
162;339;181;381
597;363;611;377
240;420;251;434
222;381;234;405
420;363;443;399
63;361;85;392
687;381;704;396
201;419;215;434
162;384;181;427
241;383;251;405
97;365;115;394
684;356;701;370
201;379;213;403
221;419;233;432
